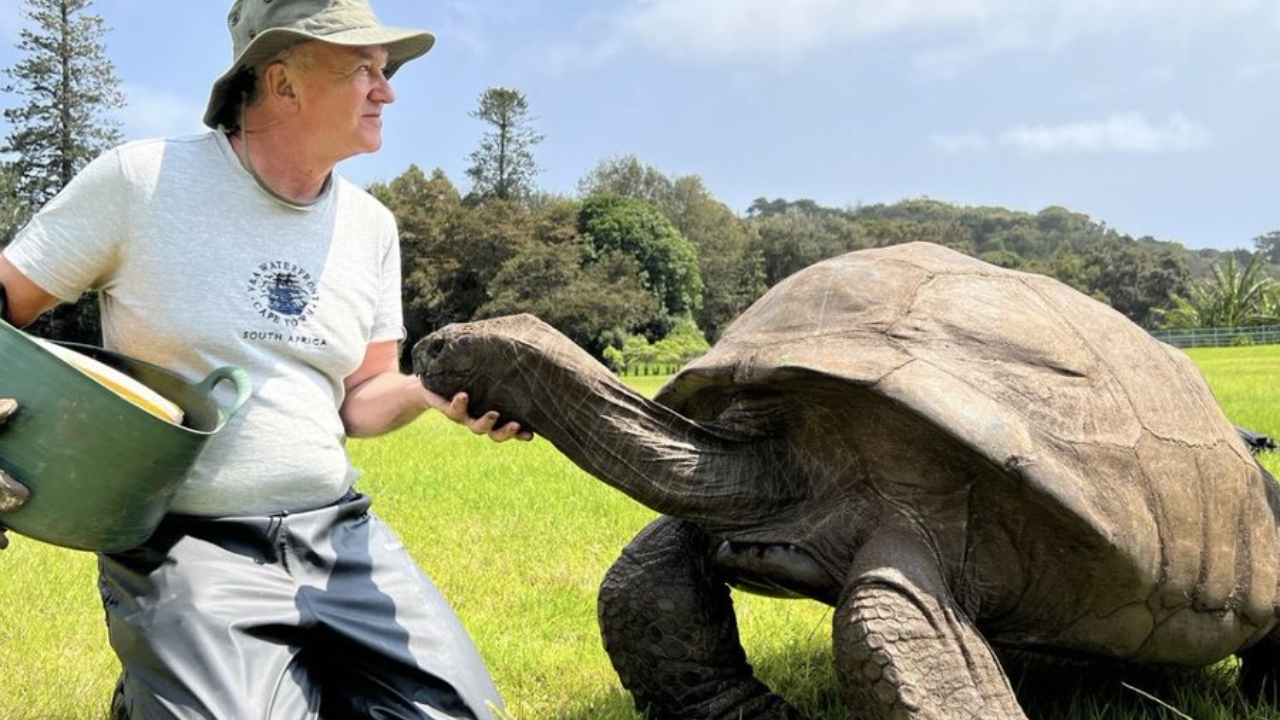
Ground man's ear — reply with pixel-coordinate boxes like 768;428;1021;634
263;61;298;105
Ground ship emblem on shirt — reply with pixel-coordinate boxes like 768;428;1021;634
247;260;319;328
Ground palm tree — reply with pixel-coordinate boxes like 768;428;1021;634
1158;252;1276;329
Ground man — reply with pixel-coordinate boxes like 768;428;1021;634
0;1;525;717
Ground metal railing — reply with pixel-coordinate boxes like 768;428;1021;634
1149;324;1280;348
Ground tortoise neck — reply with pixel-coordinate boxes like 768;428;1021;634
422;316;790;526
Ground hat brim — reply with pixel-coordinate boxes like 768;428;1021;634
203;25;435;129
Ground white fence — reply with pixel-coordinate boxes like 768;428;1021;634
1148;324;1280;348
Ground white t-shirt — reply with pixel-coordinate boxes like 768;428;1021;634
5;132;405;515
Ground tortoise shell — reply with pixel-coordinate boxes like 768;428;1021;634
656;242;1274;659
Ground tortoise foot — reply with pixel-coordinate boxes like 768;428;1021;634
599;516;810;720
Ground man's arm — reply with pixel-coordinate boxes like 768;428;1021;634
0;256;60;328
340;340;530;441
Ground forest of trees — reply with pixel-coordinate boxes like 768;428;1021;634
3;0;1280;370
372;159;1280;367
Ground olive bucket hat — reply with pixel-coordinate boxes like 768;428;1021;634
204;0;435;129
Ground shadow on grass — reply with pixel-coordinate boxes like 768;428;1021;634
1005;650;1279;720
549;645;1280;720
548;645;843;720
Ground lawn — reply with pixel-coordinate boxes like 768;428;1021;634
0;351;1277;719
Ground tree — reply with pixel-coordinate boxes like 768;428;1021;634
750;207;866;286
0;163;33;246
1159;252;1275;329
1254;230;1280;265
3;0;123;207
578;154;675;212
478;242;659;356
2;0;124;343
579;156;765;340
465;87;543;204
1081;238;1189;328
666;178;764;341
577;194;704;336
368;165;464;359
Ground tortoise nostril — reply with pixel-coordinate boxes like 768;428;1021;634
411;336;449;376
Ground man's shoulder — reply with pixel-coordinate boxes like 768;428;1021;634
112;132;220;162
333;175;395;221
94;132;223;182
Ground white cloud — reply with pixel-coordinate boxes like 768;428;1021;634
119;85;207;141
615;0;988;64
932;112;1212;158
601;0;1276;69
438;2;504;60
1000;112;1212;156
1238;62;1280;83
930;132;991;155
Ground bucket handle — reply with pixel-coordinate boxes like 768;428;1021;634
196;366;252;429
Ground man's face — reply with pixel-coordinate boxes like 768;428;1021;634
288;42;395;163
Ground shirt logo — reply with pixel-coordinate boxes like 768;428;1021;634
247;260;319;328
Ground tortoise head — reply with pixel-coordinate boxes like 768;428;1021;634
412;324;484;402
412;314;610;430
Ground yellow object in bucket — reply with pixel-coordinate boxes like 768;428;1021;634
0;326;251;551
32;338;184;424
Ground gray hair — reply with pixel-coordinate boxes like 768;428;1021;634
217;41;316;132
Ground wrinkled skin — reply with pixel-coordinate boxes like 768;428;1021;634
413;243;1280;720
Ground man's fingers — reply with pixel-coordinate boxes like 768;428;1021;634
468;411;500;435
439;392;532;442
445;392;472;422
0;469;29;513
0;418;26;548
0;398;17;426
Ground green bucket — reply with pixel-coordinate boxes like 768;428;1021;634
0;324;250;552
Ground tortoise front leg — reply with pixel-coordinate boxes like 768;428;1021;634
598;516;809;720
834;528;1027;720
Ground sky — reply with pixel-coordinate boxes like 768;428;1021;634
1;0;1279;252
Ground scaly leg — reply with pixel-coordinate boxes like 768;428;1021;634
833;528;1028;720
598;516;808;720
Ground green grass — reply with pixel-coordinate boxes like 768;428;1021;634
1;352;1279;719
1186;345;1280;480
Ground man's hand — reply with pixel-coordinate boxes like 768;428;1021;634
432;391;533;443
0;398;30;549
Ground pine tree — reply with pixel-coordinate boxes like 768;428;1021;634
0;163;32;246
1;0;125;342
4;0;124;206
464;87;543;204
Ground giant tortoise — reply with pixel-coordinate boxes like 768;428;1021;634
413;241;1280;720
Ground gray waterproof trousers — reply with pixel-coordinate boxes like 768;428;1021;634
99;492;504;720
